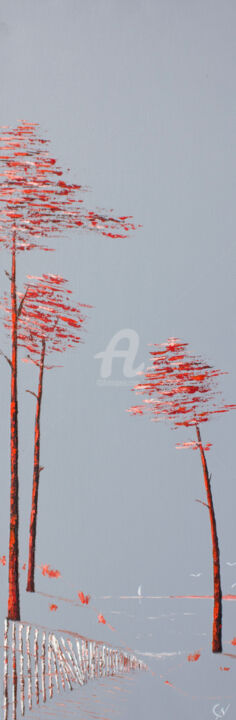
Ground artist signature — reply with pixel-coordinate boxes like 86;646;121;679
212;705;230;719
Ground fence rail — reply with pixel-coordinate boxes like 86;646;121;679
2;618;146;718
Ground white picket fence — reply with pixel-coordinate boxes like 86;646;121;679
2;618;146;718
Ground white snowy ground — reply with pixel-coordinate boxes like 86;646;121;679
0;569;236;720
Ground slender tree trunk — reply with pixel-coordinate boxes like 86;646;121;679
196;424;222;653
8;233;20;620
26;338;46;592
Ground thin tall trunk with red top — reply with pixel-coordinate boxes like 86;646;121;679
128;338;235;653
0;121;132;617
8;233;20;621
196;424;222;653
26;338;46;593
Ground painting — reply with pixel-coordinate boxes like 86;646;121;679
0;2;235;719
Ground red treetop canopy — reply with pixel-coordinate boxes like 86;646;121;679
0;121;137;252
2;274;90;365
127;337;236;450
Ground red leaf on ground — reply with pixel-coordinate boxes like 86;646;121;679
0;555;6;566
49;604;58;611
40;563;61;578
98;614;106;624
48;568;61;578
78;591;90;605
187;652;200;662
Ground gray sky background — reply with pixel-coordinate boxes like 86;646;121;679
0;0;235;608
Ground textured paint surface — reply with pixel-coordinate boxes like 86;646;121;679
0;2;235;719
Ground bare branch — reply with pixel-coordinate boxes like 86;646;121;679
26;389;38;399
23;354;41;368
0;349;12;368
18;286;29;318
195;498;210;510
39;466;44;473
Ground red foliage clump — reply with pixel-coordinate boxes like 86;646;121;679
128;337;235;442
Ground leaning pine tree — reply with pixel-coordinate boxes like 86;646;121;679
17;274;89;593
127;337;236;653
0;120;136;620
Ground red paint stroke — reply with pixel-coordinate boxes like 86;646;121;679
40;563;61;578
223;652;236;659
169;594;236;600
37;590;79;606
78;591;90;605
187;652;200;662
98;614;106;624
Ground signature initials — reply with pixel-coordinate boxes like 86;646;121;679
212;705;230;719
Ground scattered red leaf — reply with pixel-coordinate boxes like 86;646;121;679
220;667;230;671
49;604;58;611
0;555;6;566
22;563;26;570
231;637;236;646
78;591;90;605
98;614;106;624
188;652;201;662
40;563;61;578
